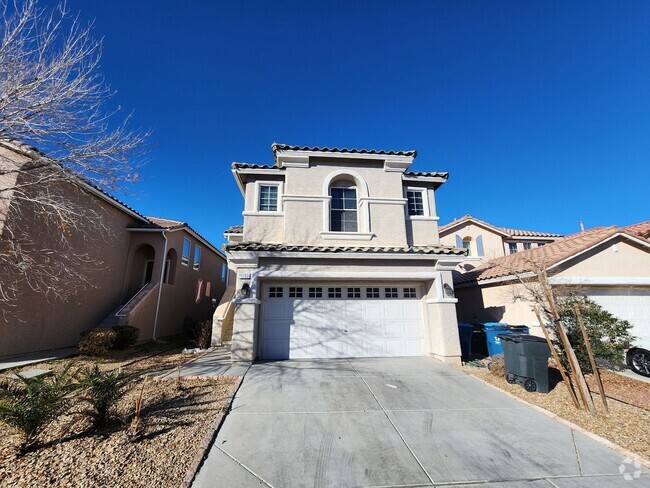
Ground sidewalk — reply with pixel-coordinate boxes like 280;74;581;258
0;347;78;372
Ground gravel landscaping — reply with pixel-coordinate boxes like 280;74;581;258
0;342;240;488
460;363;650;461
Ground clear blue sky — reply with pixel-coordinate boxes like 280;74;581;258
63;0;649;246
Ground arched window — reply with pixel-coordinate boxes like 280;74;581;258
329;179;358;232
163;248;178;285
462;237;472;256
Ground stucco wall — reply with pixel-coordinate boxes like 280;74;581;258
554;238;650;279
155;230;227;339
0;178;139;358
455;283;540;328
240;159;444;248
440;223;506;269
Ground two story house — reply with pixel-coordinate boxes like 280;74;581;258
0;139;227;358
219;143;466;364
439;214;562;272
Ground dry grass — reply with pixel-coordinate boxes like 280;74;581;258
460;364;650;461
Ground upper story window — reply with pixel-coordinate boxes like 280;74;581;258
193;245;201;270
406;190;425;216
538;242;547;247
259;184;279;212
181;238;191;266
508;242;518;254
462;237;472;256
330;181;358;232
523;242;532;250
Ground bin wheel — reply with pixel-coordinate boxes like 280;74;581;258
506;373;516;384
524;379;537;392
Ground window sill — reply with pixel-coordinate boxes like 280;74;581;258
407;215;439;221
242;211;284;216
320;231;374;240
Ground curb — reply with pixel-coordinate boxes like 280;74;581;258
462;368;650;471
180;374;246;488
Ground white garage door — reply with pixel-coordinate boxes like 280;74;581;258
261;283;425;359
585;287;650;349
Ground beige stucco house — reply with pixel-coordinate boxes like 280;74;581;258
213;143;466;364
454;223;650;365
0;140;227;358
439;215;562;272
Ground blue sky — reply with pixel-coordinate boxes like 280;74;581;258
62;1;649;245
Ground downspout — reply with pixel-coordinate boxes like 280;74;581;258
152;230;168;340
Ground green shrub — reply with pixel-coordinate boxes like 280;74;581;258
78;328;117;356
0;363;79;453
111;326;140;349
78;364;132;428
555;294;635;374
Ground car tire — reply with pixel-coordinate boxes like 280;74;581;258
627;348;650;377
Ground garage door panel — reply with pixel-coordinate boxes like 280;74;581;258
261;283;425;359
384;321;405;337
585;287;650;348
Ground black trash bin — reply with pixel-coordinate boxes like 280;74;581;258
499;334;551;393
471;323;488;357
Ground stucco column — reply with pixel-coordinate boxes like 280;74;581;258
231;298;260;363
425;270;462;364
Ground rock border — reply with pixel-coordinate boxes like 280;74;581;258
180;374;246;488
463;369;650;470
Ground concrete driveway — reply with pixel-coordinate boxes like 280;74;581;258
193;358;649;488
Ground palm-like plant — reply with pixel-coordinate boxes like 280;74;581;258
0;362;79;453
78;364;133;428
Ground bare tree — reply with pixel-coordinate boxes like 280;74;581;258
0;0;149;312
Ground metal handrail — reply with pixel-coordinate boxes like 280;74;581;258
115;283;150;317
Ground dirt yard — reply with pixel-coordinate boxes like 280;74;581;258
460;364;650;462
0;342;240;488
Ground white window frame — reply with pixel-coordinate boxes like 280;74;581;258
404;187;432;220
508;242;518;254
181;238;191;266
320;170;373;240
246;180;284;215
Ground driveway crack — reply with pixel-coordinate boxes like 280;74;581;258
347;360;437;487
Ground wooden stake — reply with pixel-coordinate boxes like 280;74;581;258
536;268;596;414
574;305;609;413
533;306;581;409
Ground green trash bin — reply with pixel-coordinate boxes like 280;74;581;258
499;334;551;393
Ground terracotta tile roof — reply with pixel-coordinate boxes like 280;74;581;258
439;214;562;239
271;143;417;158
455;226;633;284
224;224;243;234
225;242;465;255
403;171;449;179
232;162;282;170
625;220;650;239
146;217;186;230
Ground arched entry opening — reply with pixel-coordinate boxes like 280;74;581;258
128;244;156;297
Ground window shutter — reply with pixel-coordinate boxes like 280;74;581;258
476;235;485;256
455;235;463;248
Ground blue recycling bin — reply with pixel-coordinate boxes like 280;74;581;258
457;323;473;360
484;322;516;356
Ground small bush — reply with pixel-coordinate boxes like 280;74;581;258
487;355;506;377
78;328;117;356
0;363;79;453
79;364;132;428
111;326;140;349
555;295;635;374
183;316;211;349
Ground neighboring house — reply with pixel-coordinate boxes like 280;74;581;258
0;140;227;358
439;215;562;271
215;143;466;364
453;223;650;351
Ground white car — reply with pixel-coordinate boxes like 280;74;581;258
626;335;650;377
